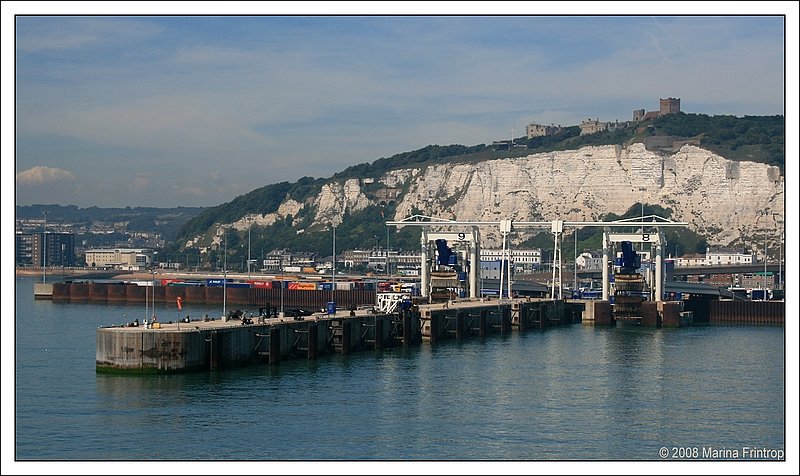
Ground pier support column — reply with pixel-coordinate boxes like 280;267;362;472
307;322;318;359
403;312;412;347
341;321;351;355
538;306;546;331
661;301;681;328
518;306;528;333
269;327;281;365
479;309;487;337
456;312;466;340
469;227;479;299
591;301;614;326
420;230;429;299
641;302;659;327
501;307;511;334
375;316;384;350
602;228;610;301
655;234;663;302
429;314;439;345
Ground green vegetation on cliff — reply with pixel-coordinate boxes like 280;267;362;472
170;113;784;266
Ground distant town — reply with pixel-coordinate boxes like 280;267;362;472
16;213;771;294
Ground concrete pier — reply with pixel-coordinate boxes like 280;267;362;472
33;282;53;300
97;298;580;374
97;296;780;374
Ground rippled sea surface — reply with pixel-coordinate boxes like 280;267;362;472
13;276;785;464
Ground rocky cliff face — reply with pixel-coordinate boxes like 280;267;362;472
228;142;784;250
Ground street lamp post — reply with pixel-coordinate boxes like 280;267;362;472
573;230;577;293
280;273;284;318
247;226;252;279
755;210;777;300
763;232;767;300
223;232;228;319
42;211;47;284
779;228;782;290
331;225;336;306
386;226;390;277
151;269;157;321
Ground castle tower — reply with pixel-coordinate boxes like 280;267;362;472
659;97;681;115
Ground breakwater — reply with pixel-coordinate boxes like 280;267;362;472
96;299;582;374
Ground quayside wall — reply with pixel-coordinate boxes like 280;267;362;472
54;282;375;311
708;300;784;326
96;299;581;374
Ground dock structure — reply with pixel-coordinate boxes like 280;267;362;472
95;296;783;374
96;298;581;374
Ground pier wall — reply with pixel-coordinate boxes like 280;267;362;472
94;294;785;374
97;313;414;374
97;299;577;374
709;300;784;325
33;282;53;300
54;282;376;311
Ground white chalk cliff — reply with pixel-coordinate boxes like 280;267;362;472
225;143;784;250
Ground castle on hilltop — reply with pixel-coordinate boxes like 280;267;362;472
525;97;682;139
633;97;681;122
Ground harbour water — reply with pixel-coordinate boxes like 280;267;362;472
9;276;789;469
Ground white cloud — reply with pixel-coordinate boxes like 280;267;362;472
15;166;75;185
130;174;151;191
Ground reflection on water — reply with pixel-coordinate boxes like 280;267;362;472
14;277;784;461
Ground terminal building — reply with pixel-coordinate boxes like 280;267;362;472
84;248;153;270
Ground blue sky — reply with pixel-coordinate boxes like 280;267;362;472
6;3;796;209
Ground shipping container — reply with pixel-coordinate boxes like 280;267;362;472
225;282;252;288
128;279;154;287
206;278;233;287
378;282;393;292
336;281;354;291
750;289;768;301
288;281;317;291
168;281;203;287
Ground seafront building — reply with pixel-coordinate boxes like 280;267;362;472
15;231;76;267
83;248;154;270
672;248;755;267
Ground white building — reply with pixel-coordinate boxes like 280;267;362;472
576;251;603;271
672;248;755;267
673;254;706;267
704;248;755;266
84;248;153;270
480;248;541;272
